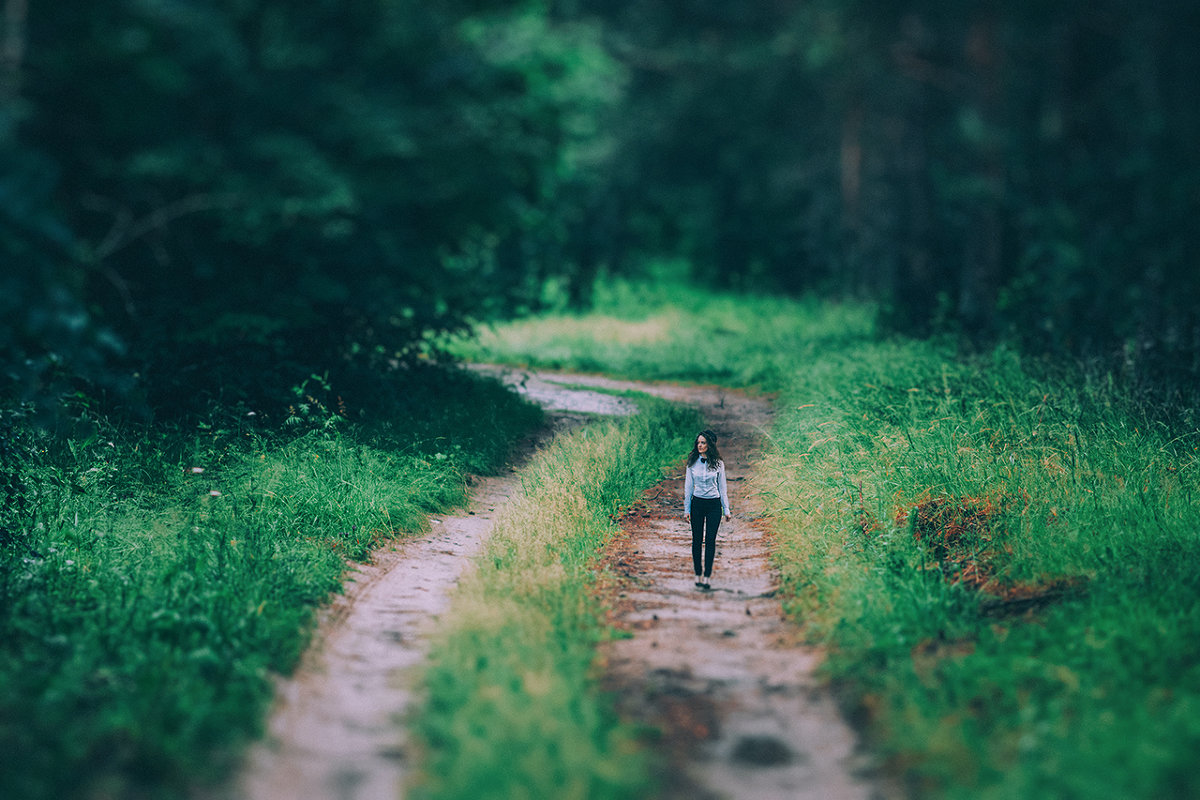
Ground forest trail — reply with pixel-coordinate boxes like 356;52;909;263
224;377;622;800
225;368;881;800
229;449;532;800
500;371;883;800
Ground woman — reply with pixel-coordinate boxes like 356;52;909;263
683;429;731;590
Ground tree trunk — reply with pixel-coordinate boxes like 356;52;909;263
958;13;1005;335
1;0;27;108
890;14;937;328
840;98;864;232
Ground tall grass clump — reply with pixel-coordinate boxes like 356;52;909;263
757;340;1200;798
0;367;542;800
412;396;700;800
448;277;876;388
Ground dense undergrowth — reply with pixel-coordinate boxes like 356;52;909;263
465;281;1200;799
412;396;699;800
0;365;542;800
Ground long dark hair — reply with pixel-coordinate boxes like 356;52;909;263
686;429;723;469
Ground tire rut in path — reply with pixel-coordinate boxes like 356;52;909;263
581;377;883;800
230;469;520;800
223;370;637;800
226;414;588;800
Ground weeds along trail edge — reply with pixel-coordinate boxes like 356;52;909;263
0;367;542;800
758;339;1200;799
599;385;884;800
410;397;700;800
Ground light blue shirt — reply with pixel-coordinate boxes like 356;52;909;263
684;457;730;516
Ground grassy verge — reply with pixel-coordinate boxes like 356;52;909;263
448;278;876;388
757;341;1200;798
411;396;700;800
0;366;542;800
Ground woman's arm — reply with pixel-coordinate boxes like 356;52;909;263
684;461;694;514
719;464;730;517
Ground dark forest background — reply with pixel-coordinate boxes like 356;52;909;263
3;0;1198;415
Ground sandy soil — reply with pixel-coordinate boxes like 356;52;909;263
577;374;883;800
227;462;527;800
221;367;883;800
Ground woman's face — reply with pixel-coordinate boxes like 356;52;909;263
696;435;708;455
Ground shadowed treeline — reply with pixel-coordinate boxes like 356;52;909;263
3;1;1198;409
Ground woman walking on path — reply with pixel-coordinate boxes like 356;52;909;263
684;429;731;590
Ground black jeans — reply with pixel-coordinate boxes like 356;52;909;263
690;496;723;577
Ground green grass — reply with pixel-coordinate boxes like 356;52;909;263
0;366;542;800
449;278;877;388
411;396;700;800
757;341;1200;799
8;275;1195;798
454;280;1200;799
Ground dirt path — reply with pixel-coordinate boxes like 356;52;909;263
230;462;527;800
484;369;883;800
224;368;880;800
223;377;629;800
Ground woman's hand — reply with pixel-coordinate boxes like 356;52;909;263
724;514;732;521
683;513;690;523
